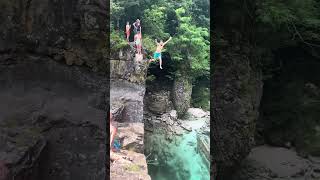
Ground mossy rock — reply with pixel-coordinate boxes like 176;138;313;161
126;164;141;172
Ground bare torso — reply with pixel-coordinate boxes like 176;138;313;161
156;44;164;53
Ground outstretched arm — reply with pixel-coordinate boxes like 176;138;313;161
163;36;172;46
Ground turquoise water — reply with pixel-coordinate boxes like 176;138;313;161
145;119;210;180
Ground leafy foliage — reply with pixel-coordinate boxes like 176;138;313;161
110;31;128;51
257;0;320;44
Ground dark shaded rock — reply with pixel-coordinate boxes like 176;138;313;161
257;55;320;156
212;42;263;178
0;0;108;73
145;90;172;114
0;57;107;180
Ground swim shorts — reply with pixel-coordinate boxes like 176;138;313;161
135;39;141;45
153;52;161;59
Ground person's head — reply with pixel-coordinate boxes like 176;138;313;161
126;21;129;25
136;19;140;23
160;40;164;45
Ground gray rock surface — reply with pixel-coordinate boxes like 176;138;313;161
233;146;320;180
0;58;107;180
144;90;173;115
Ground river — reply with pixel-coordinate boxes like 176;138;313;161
144;118;210;180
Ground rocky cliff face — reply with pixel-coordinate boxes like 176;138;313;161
0;58;107;180
213;0;320;179
0;0;108;73
212;0;263;178
110;46;151;180
0;0;108;179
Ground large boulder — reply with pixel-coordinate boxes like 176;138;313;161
172;77;192;118
144;90;173;115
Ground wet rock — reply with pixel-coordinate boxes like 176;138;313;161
180;122;192;132
169;110;178;120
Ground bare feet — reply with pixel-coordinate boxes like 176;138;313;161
160;66;163;69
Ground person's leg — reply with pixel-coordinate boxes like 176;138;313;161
159;56;163;69
110;125;117;150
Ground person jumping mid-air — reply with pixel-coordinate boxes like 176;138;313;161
150;36;172;69
125;21;131;42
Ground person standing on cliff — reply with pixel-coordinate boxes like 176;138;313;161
125;21;131;42
132;19;141;35
134;31;142;55
110;112;117;151
149;36;172;69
